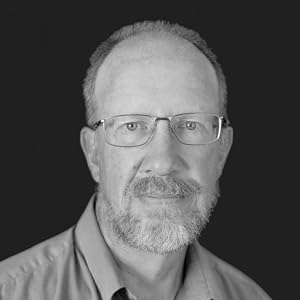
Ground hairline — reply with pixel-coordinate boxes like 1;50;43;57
83;22;228;126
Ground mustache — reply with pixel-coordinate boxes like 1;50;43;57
124;176;202;198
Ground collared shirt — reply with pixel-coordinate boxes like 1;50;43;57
0;195;272;300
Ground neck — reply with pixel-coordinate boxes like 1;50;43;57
100;221;187;300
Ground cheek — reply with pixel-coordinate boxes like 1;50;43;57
100;146;137;207
186;145;219;185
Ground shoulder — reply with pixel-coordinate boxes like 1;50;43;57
196;244;272;300
0;228;74;293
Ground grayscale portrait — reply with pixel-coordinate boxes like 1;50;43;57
0;19;274;300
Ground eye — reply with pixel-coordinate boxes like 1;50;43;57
185;121;197;130
126;122;138;131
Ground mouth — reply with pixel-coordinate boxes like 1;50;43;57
137;194;183;199
136;194;185;206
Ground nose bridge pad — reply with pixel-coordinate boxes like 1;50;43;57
148;118;177;144
168;121;178;140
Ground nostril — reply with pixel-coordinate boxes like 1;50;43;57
142;148;184;177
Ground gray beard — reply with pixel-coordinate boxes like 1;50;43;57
96;176;219;255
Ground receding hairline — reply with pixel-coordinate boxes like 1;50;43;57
94;32;219;105
83;20;228;126
103;30;213;62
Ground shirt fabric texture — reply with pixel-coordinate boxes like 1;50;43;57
0;195;272;300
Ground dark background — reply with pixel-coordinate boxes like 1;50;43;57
1;3;296;299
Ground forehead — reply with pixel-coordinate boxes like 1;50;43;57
94;33;220;117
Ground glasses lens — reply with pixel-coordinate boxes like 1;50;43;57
104;115;154;146
172;113;221;144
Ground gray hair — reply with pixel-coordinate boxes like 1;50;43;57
83;20;227;126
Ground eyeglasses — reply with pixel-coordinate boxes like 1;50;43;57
91;113;230;147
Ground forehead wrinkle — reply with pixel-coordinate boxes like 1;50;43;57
112;59;214;99
95;33;219;115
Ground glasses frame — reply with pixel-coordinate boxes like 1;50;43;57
90;113;230;147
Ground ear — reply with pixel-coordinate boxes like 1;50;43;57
80;127;100;183
216;126;233;178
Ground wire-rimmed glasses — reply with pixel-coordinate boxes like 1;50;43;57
91;113;230;147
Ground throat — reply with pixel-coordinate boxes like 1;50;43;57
116;249;187;300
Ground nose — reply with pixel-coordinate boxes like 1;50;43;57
140;120;187;176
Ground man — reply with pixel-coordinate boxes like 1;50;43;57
0;20;272;299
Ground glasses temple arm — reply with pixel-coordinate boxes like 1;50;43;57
90;120;104;131
221;117;231;128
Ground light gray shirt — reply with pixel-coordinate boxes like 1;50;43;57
0;195;272;299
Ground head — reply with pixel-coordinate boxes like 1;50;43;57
80;21;233;255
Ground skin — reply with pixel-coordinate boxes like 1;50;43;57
81;32;233;300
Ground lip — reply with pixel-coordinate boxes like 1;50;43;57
137;195;184;205
138;194;182;199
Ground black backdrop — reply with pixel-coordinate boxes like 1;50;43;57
1;3;296;299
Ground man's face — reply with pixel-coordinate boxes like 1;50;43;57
83;34;232;254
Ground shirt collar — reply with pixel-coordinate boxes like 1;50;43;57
75;194;124;300
176;241;214;300
75;194;215;300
